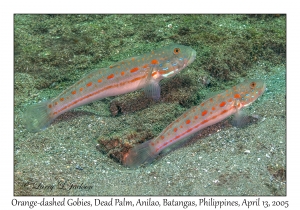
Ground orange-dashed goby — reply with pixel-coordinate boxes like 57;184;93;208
23;44;196;132
123;79;266;168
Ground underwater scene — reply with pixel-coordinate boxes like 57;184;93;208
14;14;286;195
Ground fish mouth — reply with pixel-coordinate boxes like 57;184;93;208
187;49;196;66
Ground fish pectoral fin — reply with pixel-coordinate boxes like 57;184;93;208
232;110;247;128
136;64;154;88
144;81;161;101
137;65;161;100
232;110;260;128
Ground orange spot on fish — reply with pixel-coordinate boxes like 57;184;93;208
186;119;191;124
221;109;228;114
121;71;125;76
142;64;148;69
130;67;139;73
151;59;158;65
54;102;58;106
152;72;157;77
220;101;226;107
201;119;209;125
86;82;92;87
107;74;114;79
201;103;205;106
130;76;144;83
202;110;208;116
80;87;84;92
212;106;215;111
48;104;52;109
71;90;76;95
60;98;64;101
228;98;233;102
98;79;102;83
194;115;198;120
234;93;241;99
161;136;165;140
109;65;113;69
131;57;135;61
210;98;213;102
173;127;178;132
151;142;155;146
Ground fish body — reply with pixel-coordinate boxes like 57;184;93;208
123;79;266;168
24;44;196;132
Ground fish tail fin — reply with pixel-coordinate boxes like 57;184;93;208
23;100;54;132
123;140;158;168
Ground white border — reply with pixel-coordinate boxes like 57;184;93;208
2;0;298;209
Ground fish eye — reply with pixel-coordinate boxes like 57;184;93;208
250;81;256;89
173;48;180;54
